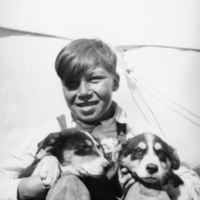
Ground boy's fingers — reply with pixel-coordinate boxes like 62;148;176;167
119;168;136;189
121;167;129;174
120;173;132;185
40;167;60;188
124;178;136;189
40;171;48;180
42;170;60;188
38;156;61;187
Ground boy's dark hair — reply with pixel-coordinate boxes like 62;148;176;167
55;38;117;86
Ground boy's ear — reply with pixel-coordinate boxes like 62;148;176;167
113;73;120;91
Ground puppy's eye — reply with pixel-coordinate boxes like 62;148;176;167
157;149;166;155
134;148;142;154
79;144;89;150
81;145;88;149
131;147;143;160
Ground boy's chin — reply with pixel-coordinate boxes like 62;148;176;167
79;117;100;125
78;113;107;125
74;113;97;123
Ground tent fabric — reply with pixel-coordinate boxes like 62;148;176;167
0;28;69;160
0;0;200;50
122;48;200;173
0;28;200;175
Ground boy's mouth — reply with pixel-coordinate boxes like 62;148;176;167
76;101;99;107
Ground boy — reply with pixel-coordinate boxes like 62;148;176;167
0;38;199;200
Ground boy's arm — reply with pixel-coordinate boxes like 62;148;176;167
0;118;62;200
0;141;37;200
0;141;45;200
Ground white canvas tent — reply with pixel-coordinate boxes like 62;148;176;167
0;0;200;175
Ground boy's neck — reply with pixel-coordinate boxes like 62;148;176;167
89;104;115;125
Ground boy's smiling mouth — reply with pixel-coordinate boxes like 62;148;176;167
76;101;99;107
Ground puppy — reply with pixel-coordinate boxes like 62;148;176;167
19;128;109;185
118;132;184;199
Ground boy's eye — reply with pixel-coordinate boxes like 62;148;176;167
90;76;103;83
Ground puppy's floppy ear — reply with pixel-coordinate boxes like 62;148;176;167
117;139;131;159
168;145;180;170
121;137;132;148
163;170;184;188
36;132;61;155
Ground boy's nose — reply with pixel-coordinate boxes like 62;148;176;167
77;81;92;96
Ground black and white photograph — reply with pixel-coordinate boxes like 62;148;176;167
0;0;200;199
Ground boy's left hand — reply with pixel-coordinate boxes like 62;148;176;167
119;167;136;190
111;144;136;190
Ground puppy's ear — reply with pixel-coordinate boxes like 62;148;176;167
121;138;131;149
36;132;61;155
168;145;180;170
163;170;184;188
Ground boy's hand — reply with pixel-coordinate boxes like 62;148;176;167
119;167;136;190
34;155;61;188
18;176;48;200
111;144;136;190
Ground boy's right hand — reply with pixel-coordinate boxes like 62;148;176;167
18;155;61;199
18;176;48;200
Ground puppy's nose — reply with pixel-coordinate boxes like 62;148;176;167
146;164;158;174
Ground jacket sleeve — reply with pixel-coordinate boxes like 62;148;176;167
0;118;61;200
175;165;200;200
0;148;35;200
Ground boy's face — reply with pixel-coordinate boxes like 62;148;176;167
62;67;119;125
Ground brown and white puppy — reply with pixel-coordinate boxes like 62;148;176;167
118;132;184;199
19;128;109;184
